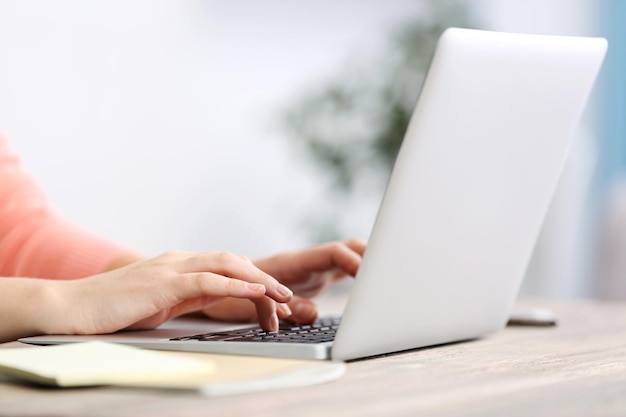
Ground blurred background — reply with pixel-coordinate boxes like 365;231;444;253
0;0;624;299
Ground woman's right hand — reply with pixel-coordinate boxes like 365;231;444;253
41;250;294;336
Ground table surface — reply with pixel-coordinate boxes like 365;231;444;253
1;298;625;417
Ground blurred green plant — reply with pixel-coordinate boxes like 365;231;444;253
284;1;477;242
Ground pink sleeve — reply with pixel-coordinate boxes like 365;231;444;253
0;133;139;279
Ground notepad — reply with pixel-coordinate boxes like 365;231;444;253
0;341;216;387
0;342;346;396
134;351;347;396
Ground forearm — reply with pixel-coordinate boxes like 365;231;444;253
0;250;144;342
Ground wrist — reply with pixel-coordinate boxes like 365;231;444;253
35;280;76;336
0;278;72;342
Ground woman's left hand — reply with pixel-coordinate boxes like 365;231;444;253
201;239;366;324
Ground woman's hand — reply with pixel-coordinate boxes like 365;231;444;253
201;239;366;324
40;250;294;337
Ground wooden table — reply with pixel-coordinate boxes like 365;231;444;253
1;299;625;417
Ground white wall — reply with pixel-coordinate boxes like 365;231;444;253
0;0;419;258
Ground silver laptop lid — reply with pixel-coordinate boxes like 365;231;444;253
332;28;607;360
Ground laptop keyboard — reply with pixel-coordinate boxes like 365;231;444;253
170;316;341;344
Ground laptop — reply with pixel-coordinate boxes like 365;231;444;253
20;28;607;361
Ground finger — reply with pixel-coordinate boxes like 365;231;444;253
287;296;318;324
202;299;288;321
194;297;290;327
252;297;279;331
333;240;366;277
253;297;310;329
167;296;227;319
344;238;367;257
173;272;267;302
202;298;258;322
301;242;363;278
178;252;293;303
174;276;280;331
277;303;293;319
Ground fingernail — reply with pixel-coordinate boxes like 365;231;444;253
270;313;279;331
277;303;292;318
275;284;293;299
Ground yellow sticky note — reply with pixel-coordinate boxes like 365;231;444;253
0;341;215;387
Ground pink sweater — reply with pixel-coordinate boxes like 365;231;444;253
0;133;134;279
